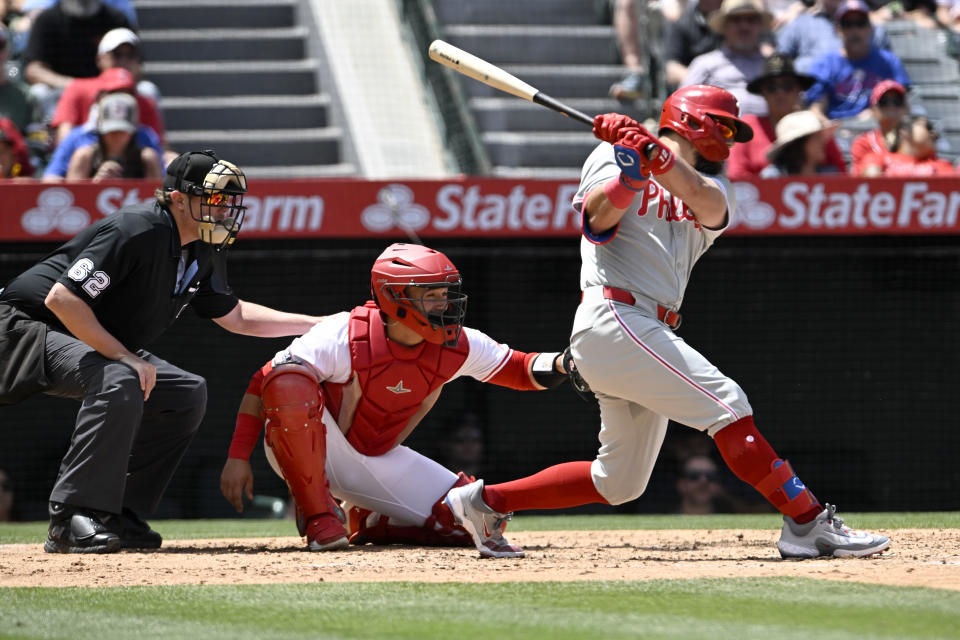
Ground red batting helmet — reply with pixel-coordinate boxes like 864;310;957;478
658;84;754;162
370;243;467;346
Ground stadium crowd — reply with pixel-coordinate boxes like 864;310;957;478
1;0;959;179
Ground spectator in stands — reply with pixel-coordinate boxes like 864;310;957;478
93;28;160;104
19;0;137;27
0;468;13;521
762;108;841;175
439;412;486;480
0;115;32;177
858;114;957;175
51;64;164;147
849;79;910;174
609;0;649;101
663;0;725;90
22;0;130;122
43;88;163;181
64;91;160;181
727;53;847;178
806;0;910;120
776;0;891;73
0;22;40;134
674;454;734;514
682;0;772;116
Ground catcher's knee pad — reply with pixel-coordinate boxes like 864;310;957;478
261;362;331;520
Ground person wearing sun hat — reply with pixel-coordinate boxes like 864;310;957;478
849;79;910;175
727;53;846;179
761;108;841;176
682;0;773;116
805;0;910;120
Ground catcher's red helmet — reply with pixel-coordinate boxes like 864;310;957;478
658;85;754;162
370;243;467;346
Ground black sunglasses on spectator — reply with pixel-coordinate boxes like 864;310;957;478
682;470;719;482
840;17;870;28
877;95;905;107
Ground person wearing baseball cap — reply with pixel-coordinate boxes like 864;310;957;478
762;108;840;176
728;53;847;178
682;0;773;117
805;0;911;120
774;0;893;74
0;149;327;554
849;79;910;174
859;114;956;176
50;35;165;146
64;92;162;181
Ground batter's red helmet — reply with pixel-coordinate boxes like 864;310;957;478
658;85;754;162
371;243;467;346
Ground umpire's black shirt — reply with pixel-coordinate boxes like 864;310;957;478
0;201;238;351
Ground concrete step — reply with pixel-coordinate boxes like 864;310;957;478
459;64;625;100
433;0;604;26
242;163;358;179
145;59;319;97
140;27;307;62
482;131;598;168
470;97;631;132
165;127;342;166
134;0;296;29
161;94;331;130
443;25;617;65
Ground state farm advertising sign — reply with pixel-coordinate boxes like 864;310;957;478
1;175;959;241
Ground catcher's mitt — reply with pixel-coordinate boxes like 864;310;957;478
562;346;593;403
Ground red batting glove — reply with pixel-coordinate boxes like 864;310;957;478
593;113;641;144
617;129;676;176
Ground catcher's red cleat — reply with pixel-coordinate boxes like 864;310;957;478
305;513;348;551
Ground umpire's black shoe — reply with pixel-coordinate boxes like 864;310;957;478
103;508;163;549
44;502;122;554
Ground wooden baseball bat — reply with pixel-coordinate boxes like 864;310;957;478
428;39;594;127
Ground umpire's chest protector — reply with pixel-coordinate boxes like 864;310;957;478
325;303;468;456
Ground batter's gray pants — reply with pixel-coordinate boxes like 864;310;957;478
43;329;207;515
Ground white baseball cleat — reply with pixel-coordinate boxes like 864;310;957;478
777;503;890;559
444;480;525;559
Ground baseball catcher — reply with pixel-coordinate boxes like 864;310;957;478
220;243;575;556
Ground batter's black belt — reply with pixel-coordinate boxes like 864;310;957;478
601;286;682;330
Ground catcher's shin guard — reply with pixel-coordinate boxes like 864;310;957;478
261;363;336;525
347;472;475;547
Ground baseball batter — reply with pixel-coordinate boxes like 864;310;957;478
446;85;890;560
220;243;570;556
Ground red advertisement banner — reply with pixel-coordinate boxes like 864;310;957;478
1;175;959;241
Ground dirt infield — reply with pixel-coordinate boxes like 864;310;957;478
2;528;958;590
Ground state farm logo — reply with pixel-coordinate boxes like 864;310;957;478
361;184;430;233
21;188;91;235
731;181;776;230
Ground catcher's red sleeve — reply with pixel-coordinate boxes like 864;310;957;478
483;350;540;391
227;365;269;460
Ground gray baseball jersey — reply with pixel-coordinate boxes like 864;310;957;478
569;141;752;506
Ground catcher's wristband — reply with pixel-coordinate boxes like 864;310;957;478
604;176;641;209
531;351;566;388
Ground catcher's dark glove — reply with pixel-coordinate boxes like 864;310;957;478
562;346;593;403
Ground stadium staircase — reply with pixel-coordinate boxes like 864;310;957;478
430;0;657;178
135;0;357;178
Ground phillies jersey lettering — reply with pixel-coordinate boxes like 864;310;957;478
573;141;736;309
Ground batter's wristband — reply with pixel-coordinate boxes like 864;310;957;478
604;176;639;209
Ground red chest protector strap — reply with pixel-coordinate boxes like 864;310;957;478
327;303;469;456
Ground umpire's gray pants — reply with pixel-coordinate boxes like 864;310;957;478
43;329;207;515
